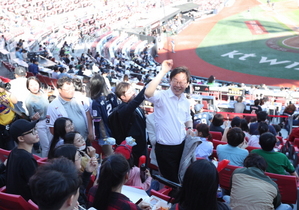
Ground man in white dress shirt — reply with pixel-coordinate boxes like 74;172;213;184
145;59;193;183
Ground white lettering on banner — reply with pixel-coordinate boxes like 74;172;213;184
220;50;299;70
259;57;290;65
285;62;299;69
239;54;256;60
221;50;243;58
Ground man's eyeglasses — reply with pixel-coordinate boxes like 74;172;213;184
60;86;75;92
22;128;37;136
171;79;188;87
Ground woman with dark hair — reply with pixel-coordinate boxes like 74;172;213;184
194;123;213;160
248;122;268;148
25;76;51;157
90;74;118;157
52;144;98;208
250;99;262;113
170;159;230;210
210;114;225;134
90;154;150;210
64;131;97;174
48;117;74;159
221;117;247;149
207;75;216;86
240;119;250;136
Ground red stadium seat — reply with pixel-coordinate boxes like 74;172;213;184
0;186;6;192
0;192;31;210
212;139;227;149
265;172;298;204
210;131;223;141
0;148;10;162
150;189;174;203
36;74;46;85
28;199;38;210
245;146;260;153
36;157;48;166
218;165;240;190
26;72;34;78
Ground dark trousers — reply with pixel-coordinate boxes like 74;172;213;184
155;141;185;184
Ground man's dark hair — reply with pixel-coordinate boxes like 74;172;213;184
257;111;268;122
59;67;65;74
243;153;267;171
258;122;268;135
254;99;260;106
169;66;191;83
227;127;245;147
236;96;243;103
57;77;73;89
259;132;276;151
53;66;59;71
29;157;81;210
231;116;241;127
212;114;224;126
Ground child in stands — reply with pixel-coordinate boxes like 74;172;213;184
194;123;213;160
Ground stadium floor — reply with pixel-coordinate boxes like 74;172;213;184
156;0;299;87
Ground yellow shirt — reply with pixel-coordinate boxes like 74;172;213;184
0;92;15;125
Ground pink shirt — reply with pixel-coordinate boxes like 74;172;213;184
125;166;152;191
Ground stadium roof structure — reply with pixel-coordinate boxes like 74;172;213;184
173;2;200;13
119;7;181;34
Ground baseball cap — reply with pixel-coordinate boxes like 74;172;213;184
194;104;204;112
14;67;27;77
9;119;38;140
114;140;133;159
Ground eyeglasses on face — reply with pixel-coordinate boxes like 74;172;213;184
22;128;37;136
171;79;188;86
60;86;75;92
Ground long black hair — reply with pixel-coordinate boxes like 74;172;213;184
90;74;110;99
48;117;72;159
92;154;130;210
175;159;219;210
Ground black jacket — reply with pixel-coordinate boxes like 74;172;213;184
117;88;147;165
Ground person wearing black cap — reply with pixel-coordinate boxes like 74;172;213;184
6;119;39;201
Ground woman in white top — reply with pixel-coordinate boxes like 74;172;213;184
26;77;52;157
194;123;213;160
248;122;268;148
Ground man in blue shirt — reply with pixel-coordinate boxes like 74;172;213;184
15;47;23;60
249;111;276;136
28;58;39;75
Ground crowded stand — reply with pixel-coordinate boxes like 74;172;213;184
1;0;299;210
